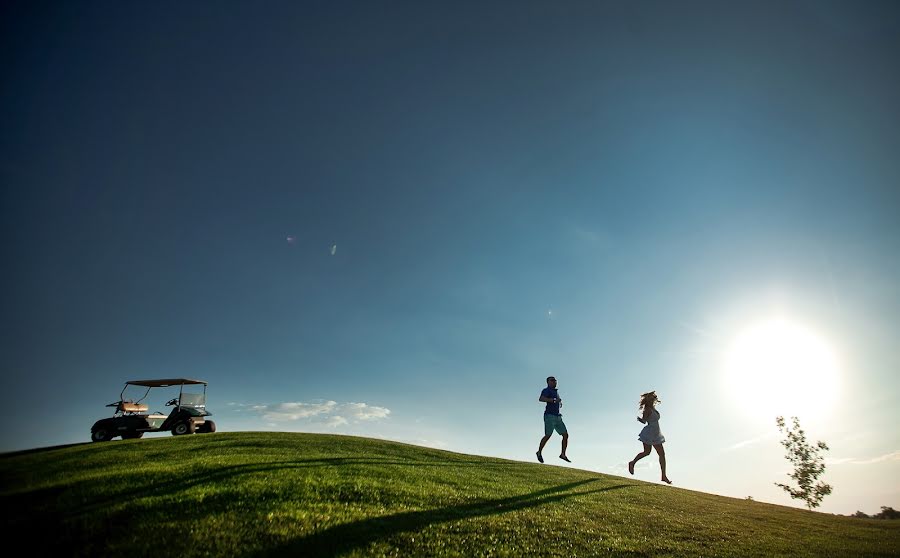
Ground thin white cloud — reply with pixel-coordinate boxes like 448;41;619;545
678;321;716;338
250;400;391;426
325;416;348;428
566;223;611;249
828;450;900;466
342;402;391;421
723;432;777;452
226;402;255;409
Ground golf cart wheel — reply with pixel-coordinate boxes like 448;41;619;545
121;432;144;439
91;429;113;442
172;420;196;436
198;420;216;433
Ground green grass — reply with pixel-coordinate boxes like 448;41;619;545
2;432;897;557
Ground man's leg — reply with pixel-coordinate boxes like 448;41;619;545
537;415;553;463
559;432;570;461
538;434;551;453
557;418;570;461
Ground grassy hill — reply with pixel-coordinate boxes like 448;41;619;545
2;432;897;557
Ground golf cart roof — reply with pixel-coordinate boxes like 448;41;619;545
125;379;207;387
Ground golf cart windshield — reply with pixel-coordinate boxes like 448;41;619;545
119;378;208;409
180;392;206;408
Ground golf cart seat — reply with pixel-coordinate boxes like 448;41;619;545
119;401;149;414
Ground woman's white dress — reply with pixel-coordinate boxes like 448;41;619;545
638;409;665;445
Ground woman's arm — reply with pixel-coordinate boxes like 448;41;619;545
637;407;652;423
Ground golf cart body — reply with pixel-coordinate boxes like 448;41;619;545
90;378;216;442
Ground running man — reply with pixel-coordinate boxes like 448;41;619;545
537;376;570;463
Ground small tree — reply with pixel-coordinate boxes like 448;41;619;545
775;416;832;510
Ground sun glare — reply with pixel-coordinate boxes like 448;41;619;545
724;318;839;421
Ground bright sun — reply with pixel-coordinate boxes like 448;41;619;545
724;318;839;421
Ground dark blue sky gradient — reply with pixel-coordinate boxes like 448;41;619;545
2;1;899;513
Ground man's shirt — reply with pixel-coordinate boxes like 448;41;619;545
541;387;561;416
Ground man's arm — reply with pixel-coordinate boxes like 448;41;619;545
539;390;560;404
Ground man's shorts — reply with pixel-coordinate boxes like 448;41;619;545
544;414;567;436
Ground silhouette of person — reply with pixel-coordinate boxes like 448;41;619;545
628;390;671;483
537;376;570;463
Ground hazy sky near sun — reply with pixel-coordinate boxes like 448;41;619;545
2;1;898;515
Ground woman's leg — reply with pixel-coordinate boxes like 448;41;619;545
654;444;671;483
629;443;652;475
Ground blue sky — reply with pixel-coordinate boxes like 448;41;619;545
2;1;898;515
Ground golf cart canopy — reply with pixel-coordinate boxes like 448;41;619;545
126;379;207;387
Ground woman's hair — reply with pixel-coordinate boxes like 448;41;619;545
638;391;659;412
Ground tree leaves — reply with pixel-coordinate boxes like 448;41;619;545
775;416;833;510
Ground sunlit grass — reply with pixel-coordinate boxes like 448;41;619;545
2;432;897;557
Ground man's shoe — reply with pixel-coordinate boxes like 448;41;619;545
536;452;544;463
559;455;571;462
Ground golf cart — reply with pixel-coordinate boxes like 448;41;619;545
90;378;216;442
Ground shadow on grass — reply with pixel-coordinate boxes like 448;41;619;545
254;479;633;557
3;456;553;521
4;450;636;557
